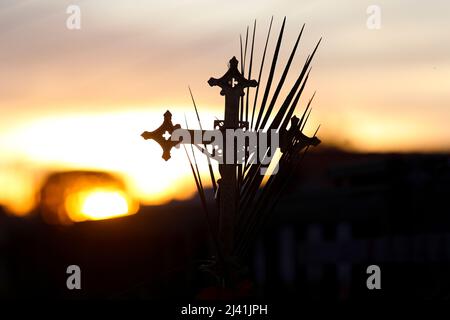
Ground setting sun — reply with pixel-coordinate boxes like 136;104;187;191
39;170;139;224
68;189;134;222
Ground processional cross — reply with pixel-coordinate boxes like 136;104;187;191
142;57;256;258
141;56;320;261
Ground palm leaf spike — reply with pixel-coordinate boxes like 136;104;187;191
243;62;309;176
237;121;320;258
242;21;257;179
243;25;249;73
281;91;315;164
239;26;248;181
188;86;217;194
237;40;322;257
248;64;311;178
236;149;282;249
279;71;313;133
236;149;291;256
251;16;273;130
241;124;288;203
268;39;321;131
238;139;283;232
239;26;249;122
182;143;222;259
295;90;314;132
259;23;305;131
299;92;316;128
182;143;202;207
239;25;252;189
254;17;286;131
245;21;256;123
238;165;293;257
301;107;313;132
238;27;248;189
183;115;228;262
243;21;316;191
184;114;204;194
300;124;320;160
239;34;244;121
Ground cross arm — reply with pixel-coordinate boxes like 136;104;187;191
141;110;215;161
280;116;321;153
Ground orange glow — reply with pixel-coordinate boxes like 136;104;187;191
0;110;214;217
0;167;36;216
39;170;140;224
66;188;137;222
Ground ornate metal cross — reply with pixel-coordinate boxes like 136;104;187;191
141;56;320;259
142;57;257;258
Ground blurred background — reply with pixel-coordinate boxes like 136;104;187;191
0;0;449;299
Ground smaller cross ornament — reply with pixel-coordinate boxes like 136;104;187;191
140;111;181;161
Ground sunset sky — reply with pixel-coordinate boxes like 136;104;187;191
0;0;449;215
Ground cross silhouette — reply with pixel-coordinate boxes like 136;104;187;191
141;57;320;261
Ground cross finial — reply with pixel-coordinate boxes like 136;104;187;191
141;110;181;161
208;56;258;96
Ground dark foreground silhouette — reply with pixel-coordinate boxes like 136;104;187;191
0;149;449;300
